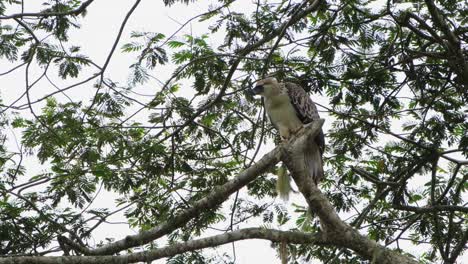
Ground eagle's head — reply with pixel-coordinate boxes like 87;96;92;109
251;77;280;97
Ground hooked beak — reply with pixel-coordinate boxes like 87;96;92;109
250;85;264;95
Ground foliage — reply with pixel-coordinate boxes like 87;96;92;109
0;0;466;263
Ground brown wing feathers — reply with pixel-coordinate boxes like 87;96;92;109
284;82;320;123
284;82;325;154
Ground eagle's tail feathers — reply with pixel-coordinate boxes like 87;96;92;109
306;143;323;185
276;163;291;200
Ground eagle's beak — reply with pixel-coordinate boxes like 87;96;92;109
251;85;264;95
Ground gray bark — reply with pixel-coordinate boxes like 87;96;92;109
282;120;418;264
0;228;326;264
0;120;419;264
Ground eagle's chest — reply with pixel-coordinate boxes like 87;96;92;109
265;94;303;138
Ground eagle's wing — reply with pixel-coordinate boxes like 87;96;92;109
284;82;325;154
284;82;320;123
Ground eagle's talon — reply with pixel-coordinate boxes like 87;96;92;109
292;126;305;137
251;77;325;192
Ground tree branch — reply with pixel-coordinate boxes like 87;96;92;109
350;166;399;187
70;137;283;255
0;228;326;264
282;121;419;264
0;0;94;20
393;204;468;214
66;116;326;257
153;0;323;145
423;0;468;87
449;228;468;263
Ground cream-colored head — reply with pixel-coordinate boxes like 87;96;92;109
251;77;280;98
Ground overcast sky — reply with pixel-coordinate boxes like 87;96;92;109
2;0;465;263
0;1;322;263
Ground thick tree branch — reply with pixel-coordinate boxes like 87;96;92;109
64;118;326;257
72;138;283;255
423;0;468;87
282;121;419;264
0;228;326;264
424;0;460;47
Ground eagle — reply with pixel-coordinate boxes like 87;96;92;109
251;77;325;191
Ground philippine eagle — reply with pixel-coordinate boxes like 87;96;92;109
251;77;325;192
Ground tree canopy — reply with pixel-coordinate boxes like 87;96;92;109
0;0;467;263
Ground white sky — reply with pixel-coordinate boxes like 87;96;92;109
1;0;466;263
0;0;318;263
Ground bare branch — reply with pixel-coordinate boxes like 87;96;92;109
0;228;325;264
